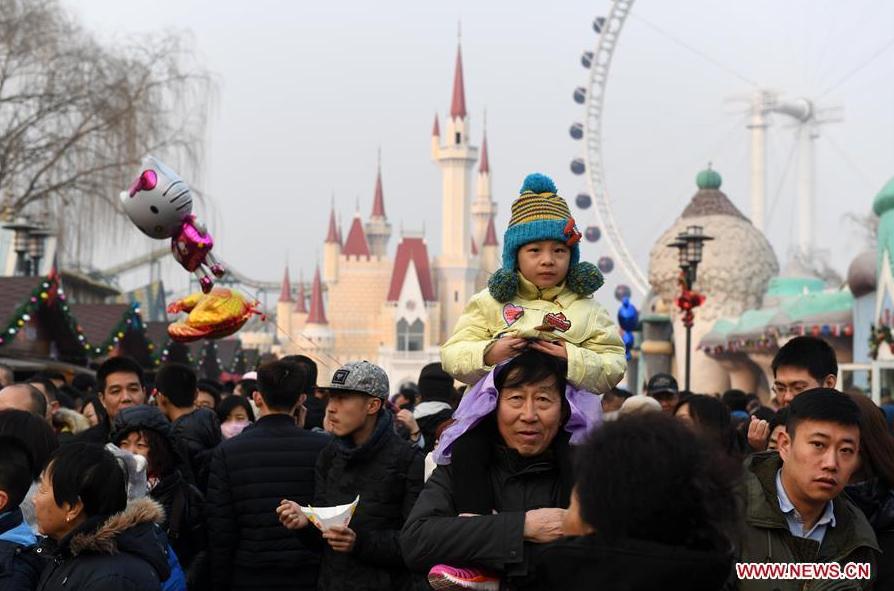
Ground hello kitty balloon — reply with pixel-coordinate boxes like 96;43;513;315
121;155;225;293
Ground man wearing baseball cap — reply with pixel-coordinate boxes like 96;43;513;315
645;373;680;414
278;361;425;591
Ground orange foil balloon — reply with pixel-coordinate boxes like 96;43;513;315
167;288;261;343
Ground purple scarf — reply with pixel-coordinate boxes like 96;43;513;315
433;364;603;465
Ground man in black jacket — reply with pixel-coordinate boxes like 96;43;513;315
278;361;424;591
207;360;329;591
155;363;221;491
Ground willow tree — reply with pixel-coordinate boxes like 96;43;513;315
0;0;213;264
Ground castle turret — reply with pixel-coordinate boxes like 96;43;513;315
276;265;293;342
480;214;500;275
364;156;392;258
323;201;341;283
471;126;497;249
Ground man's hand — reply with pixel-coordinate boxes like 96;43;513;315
747;416;770;452
396;409;420;438
529;339;568;360
323;525;357;553
483;336;528;366
523;508;566;543
276;499;309;530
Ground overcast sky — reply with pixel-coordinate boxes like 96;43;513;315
63;0;894;307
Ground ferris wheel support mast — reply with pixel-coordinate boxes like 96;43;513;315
583;0;650;296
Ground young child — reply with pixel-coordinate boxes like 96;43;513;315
439;172;626;516
0;435;43;589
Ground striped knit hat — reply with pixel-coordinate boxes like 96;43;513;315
488;173;603;302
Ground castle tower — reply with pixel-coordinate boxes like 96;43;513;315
433;41;480;336
471;126;497;249
302;265;334;356
323;201;341;283
365;155;392;258
276;265;293;342
480;214;500;275
292;269;308;336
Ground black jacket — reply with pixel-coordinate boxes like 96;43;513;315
400;444;568;588
0;509;42;591
312;410;424;591
150;469;206;569
534;534;733;591
846;478;894;589
171;407;221;492
35;498;171;591
206;413;329;591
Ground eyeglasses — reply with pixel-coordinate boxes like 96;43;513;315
771;382;810;397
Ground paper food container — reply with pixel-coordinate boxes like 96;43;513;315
300;496;359;531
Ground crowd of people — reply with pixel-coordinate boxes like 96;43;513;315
0;173;892;590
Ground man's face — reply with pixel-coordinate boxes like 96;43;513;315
778;418;860;505
100;371;145;419
650;391;678;414
325;391;379;437
496;372;563;457
196;390;216;410
516;241;571;290
773;366;835;407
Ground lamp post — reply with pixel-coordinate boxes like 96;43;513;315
26;227;52;276
667;225;713;391
2;217;37;276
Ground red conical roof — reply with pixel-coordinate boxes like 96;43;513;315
325;205;340;244
471;237;478;256
479;131;490;173
278;267;292;303
483;214;498;246
306;266;328;325
432;113;440;136
450;44;467;119
294;271;307;313
343;214;370;257
371;166;386;219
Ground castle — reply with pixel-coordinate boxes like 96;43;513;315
273;42;500;387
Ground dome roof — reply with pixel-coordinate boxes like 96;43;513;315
847;250;876;298
696;167;722;190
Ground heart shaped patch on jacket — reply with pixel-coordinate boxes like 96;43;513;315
539;312;572;332
502;303;525;326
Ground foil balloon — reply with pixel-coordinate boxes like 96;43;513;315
121;155;225;293
167;288;261;343
617;296;639;360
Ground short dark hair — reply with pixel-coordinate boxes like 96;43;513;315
575;413;740;550
217;395;256;423
97;357;144;393
786;388;860;438
721;389;748;413
772;337;838;383
197;379;222;407
281;355;318;394
604;387;633;401
71;374;97;395
769;407;789;433
257;361;307;411
34;370;66;385
155;363;198;408
81;395;110;430
0;410;59;479
0;436;34;509
495;350;567;394
29;377;58;404
236;379;259;397
677;394;740;457
47;443;127;517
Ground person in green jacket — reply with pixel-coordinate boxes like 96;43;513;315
738;389;879;591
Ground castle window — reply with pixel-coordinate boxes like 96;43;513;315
455;132;461;145
454;291;458;302
396;318;424;352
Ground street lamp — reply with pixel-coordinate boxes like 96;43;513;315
26;227;53;276
2;217;37;276
667;225;713;391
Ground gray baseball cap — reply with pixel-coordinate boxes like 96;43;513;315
321;361;390;400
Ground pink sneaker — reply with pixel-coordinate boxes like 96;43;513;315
427;565;499;591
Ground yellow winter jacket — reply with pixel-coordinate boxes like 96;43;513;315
440;274;627;393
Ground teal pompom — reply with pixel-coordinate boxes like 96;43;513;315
488;268;519;303
520;173;557;195
566;262;604;296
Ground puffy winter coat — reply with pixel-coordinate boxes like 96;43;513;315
150;469;206;570
312;410;424;591
846;478;894;590
440;274;626;392
0;508;42;590
400;443;569;589
206;413;329;591
35;498;172;591
171;407;221;491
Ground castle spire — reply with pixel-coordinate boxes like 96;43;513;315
325;200;340;245
483;214;498;246
450;43;467;119
432;113;440;136
278;266;292;303
294;270;307;313
479;128;490;174
371;150;386;219
306;266;328;325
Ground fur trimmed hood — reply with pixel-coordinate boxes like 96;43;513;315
69;498;166;557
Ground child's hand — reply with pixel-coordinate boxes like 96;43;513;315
484;336;529;366
529;339;567;360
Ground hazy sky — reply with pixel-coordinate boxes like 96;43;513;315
63;0;894;308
